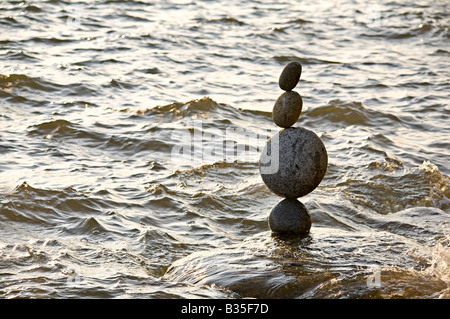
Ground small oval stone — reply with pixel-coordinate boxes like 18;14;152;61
272;91;303;128
259;127;328;199
268;198;311;235
278;61;302;91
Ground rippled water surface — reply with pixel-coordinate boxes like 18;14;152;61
0;0;449;298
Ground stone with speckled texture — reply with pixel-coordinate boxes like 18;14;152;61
259;127;328;199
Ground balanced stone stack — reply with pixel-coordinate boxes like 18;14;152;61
259;62;328;236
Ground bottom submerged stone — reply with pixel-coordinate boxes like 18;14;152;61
268;198;311;236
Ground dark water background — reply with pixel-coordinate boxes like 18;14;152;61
0;0;449;298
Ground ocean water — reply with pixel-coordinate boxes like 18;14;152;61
0;0;449;299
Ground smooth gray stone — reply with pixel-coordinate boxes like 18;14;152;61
259;127;328;198
272;91;303;128
278;61;302;91
268;199;311;235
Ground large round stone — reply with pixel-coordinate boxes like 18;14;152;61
272;91;303;128
268;199;311;235
259;127;328;198
278;61;302;91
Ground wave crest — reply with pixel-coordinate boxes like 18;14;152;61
304;99;402;128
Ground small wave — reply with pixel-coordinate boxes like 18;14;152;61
0;91;47;107
432;49;450;56
376;207;449;244
119;13;151;23
66;217;108;236
145;196;186;216
394;234;450;298
0;74;97;96
0;144;14;155
108;135;172;153
28;119;93;141
104;79;139;90
24;5;42;12
121;97;272;126
1;182;139;239
134;97;221;117
60;100;98;108
0;16;25;28
368;156;403;172
303;99;402;128
195;16;246;26
73;58;127;67
137;67;161;74
340;160;450;214
170;161;258;178
360;21;448;40
29;119;72;131
0;74;59;92
274;55;342;65
26;37;75;44
424;241;450;291
28;118;173;156
3;50;40;61
288;18;313;25
1;182;64;225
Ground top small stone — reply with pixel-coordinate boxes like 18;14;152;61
278;62;302;91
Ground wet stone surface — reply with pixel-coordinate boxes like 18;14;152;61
268;198;311;235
